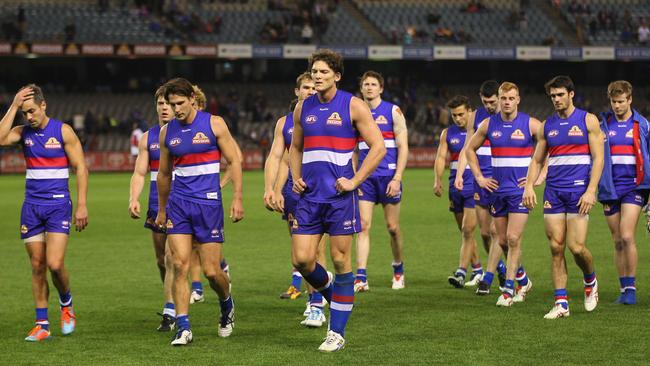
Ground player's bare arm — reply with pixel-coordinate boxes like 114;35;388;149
155;125;172;228
433;128;449;197
577;113;605;215
387;106;408;198
454;110;476;190
263;115;287;211
336;96;386;193
129;131;150;219
212;115;244;223
523;120;547;209
220;139;242;189
273;150;290;213
289;100;306;194
62;124;89;232
517;117;542;188
466;118;498;192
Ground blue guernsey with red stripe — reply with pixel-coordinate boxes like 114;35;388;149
545;108;591;192
487;112;533;195
358;100;397;177
165;110;221;204
282;112;294;188
300;90;358;203
474;107;494;177
607;116;636;194
22;119;70;204
147;124;161;210
447;124;474;190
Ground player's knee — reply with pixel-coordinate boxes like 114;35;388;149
461;225;474;239
31;259;47;276
613;238;625;251
549;242;564;256
292;256;314;272
568;243;586;257
386;222;400;237
361;218;372;232
47;261;64;275
506;234;520;248
620;235;635;249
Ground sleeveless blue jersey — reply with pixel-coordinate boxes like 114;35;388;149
300;90;358;203
487;112;533;195
282;112;294;188
446;124;474;190
474;107;494;177
22;119;70;204
358;100;398;177
165;111;221;204
545;108;591;192
607;115;636;194
147;124;161;209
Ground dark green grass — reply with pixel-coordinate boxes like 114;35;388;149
0;170;649;365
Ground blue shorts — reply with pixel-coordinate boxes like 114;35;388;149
543;188;583;214
20;200;72;239
473;181;491;207
358;175;401;204
602;189;649;216
144;207;166;233
291;192;361;236
449;188;475;213
166;197;224;244
489;193;528;217
282;185;300;221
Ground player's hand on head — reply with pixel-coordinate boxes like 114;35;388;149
74;205;88;232
230;198;244;223
128;201;141;219
293;178;307;194
335;177;357;193
13;87;34;108
577;190;596;215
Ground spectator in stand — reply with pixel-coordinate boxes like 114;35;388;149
64;20;77;42
301;22;313;44
638;21;650;46
129;122;144;164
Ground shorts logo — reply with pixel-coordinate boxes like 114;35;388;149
375;115;388;125
343;219;357;230
326;112;343;126
20;224;28;234
568;125;584;137
491;131;502;139
603;204;611;211
166;219;174;229
548;130;559;138
450;137;461;145
626;129;634;139
544;200;552;209
24;138;34;147
211;229;220;238
170;137;182;147
474;192;480;200
62;221;69;229
510;129;525;140
150;143;159;150
44;137;62;149
192;132;210;144
305;115;317;124
635;195;643;202
490;205;496;214
449;201;455;209
291;217;298;230
357;189;364;196
608;130;617;137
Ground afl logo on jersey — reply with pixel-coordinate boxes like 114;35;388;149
192;132;210;144
548;129;559;138
170;137;182;147
450;137;461;145
375;115;388;125
491;131;502;138
44;137;62;149
510;129;525;140
625;129;633;138
150;143;159;150
608;130;617;137
24;138;34;147
568;125;584;137
305;115;317;124
326;112;343;126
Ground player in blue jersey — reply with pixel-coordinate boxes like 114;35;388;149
354;71;409;292
0;85;88;341
523;76;603;319
434;96;480;288
455;80;508;292
155;77;244;346
129;85;177;331
289;49;386;352
467;82;539;307
598;80;650;305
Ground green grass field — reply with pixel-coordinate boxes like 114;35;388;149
1;169;649;365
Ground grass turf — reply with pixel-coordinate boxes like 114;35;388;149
0;169;649;365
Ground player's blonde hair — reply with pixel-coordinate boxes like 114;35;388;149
607;80;633;100
192;84;207;111
295;72;313;89
498;81;519;95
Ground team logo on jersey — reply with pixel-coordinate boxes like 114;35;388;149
44;137;62;149
474;192;480;200
544;200;552;209
169;137;182;147
192;132;210;144
24;138;34;147
608;130;617;137
20;224;28;234
375;115;388;125
166;219;174;229
568;125;584;137
548;129;559;138
626;129;634;138
490;131;502;138
450;137;461;145
326;112;343;126
510;129;525;140
305;115;317;124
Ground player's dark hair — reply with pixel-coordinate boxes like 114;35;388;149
479;80;499;98
163;77;195;100
308;49;344;76
20;84;45;104
154;85;166;102
360;70;384;89
446;95;471;110
544;75;575;95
